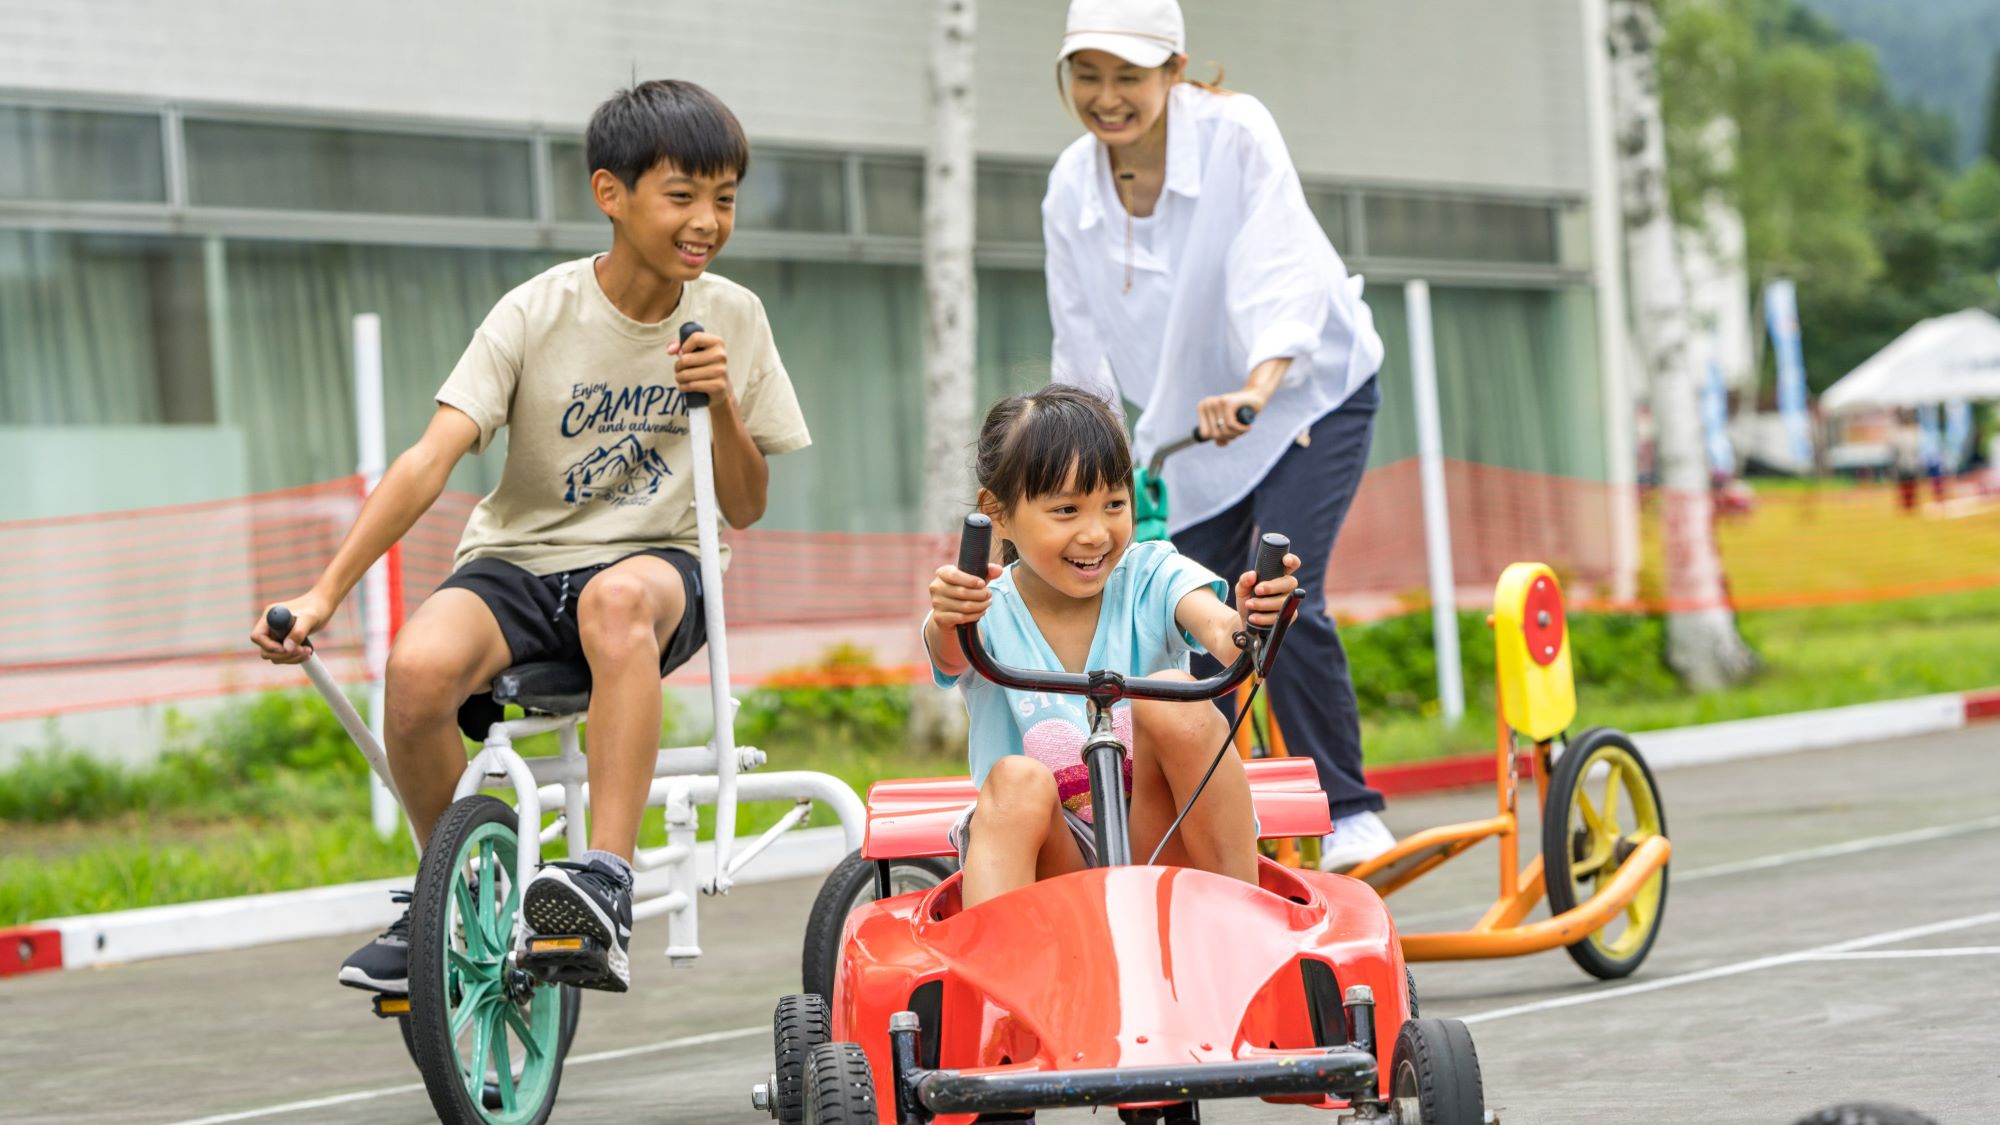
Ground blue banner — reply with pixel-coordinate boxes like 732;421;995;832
1701;330;1736;477
1763;279;1815;467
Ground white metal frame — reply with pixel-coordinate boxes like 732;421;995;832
291;395;866;966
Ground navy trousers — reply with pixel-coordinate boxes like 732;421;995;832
1174;377;1384;819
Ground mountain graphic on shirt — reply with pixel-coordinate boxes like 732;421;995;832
563;435;671;505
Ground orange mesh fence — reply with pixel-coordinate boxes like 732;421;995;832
4;462;1996;719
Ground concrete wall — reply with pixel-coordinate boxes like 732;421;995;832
1;0;1590;193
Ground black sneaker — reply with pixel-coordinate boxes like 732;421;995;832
522;859;633;992
338;890;412;993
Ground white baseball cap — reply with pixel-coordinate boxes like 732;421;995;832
1058;0;1186;69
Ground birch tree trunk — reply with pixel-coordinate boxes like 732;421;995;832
906;0;979;755
1608;0;1758;689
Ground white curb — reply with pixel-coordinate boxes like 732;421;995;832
1633;692;1970;771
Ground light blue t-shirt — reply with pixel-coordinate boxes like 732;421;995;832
926;540;1227;820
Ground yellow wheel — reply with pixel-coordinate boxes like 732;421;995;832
1541;727;1668;979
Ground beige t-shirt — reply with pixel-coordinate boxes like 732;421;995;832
438;257;810;574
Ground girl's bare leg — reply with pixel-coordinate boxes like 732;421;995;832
961;756;1090;907
1128;671;1259;883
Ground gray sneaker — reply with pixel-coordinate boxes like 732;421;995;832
337;890;412;993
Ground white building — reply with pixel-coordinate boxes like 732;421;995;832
1;0;1630;530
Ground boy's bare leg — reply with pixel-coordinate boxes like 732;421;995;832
1128;671;1258;884
961;756;1089;908
576;554;688;860
382;589;515;845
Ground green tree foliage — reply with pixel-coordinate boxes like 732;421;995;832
1663;0;2000;392
1985;48;2000;164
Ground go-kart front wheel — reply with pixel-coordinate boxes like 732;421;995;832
804;1041;877;1125
803;850;955;1001
771;993;831;1125
1389;1018;1483;1125
406;795;575;1125
1542;727;1669;980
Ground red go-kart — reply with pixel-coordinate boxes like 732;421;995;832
755;517;1485;1124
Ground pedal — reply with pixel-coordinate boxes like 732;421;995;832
521;933;615;988
371;993;411;1019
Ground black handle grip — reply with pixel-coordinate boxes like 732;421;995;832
1255;532;1290;585
678;320;708;408
265;605;305;651
1189;405;1258;444
958;513;993;580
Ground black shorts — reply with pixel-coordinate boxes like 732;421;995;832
440;548;707;738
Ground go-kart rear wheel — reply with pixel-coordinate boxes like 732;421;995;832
772;993;831;1125
1542;727;1669;980
803;850;955;1001
406;795;574;1125
804;1041;876;1125
1389;1018;1483;1125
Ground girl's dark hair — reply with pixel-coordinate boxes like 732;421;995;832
585;79;751;189
975;385;1133;561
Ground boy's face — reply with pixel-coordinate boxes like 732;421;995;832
594;160;737;284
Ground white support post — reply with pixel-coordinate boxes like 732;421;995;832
353;314;400;839
687;402;740;893
1405;281;1466;726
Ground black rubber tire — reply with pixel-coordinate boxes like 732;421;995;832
802;850;956;1001
1405;964;1419;1019
1542;727;1670;980
397;989;582;1111
803;1041;877;1125
1389;1018;1483;1125
406;795;574;1125
773;993;832;1125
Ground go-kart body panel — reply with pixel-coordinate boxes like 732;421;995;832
861;757;1334;861
832;858;1407;1117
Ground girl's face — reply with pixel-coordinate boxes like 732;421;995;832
1067;49;1181;149
994;468;1134;602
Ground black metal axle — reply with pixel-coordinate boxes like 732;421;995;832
907;1050;1378;1116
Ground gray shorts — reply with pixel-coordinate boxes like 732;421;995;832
948;802;1102;869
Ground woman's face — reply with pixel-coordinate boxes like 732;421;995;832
1067;49;1181;149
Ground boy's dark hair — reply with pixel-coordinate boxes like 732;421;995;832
975;385;1133;560
585;79;750;189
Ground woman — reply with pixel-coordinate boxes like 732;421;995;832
1041;0;1393;869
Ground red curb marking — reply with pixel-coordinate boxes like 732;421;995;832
1964;689;2000;723
0;926;63;977
1367;754;1496;796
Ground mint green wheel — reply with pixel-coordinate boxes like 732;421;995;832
408;795;576;1125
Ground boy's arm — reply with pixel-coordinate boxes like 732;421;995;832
671;329;768;528
252;405;480;660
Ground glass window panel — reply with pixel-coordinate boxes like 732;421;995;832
549;139;597;224
861;156;923;238
184;120;534;219
0;106;166;203
1302;185;1349;249
976;163;1046;245
736;150;846;234
1363;193;1558;264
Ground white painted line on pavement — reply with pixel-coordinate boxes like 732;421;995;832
1390;814;2000;931
1803;947;2000;961
1460;910;2000;1025
158;1025;766;1125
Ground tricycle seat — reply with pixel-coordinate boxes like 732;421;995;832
861;756;1333;860
492;661;593;715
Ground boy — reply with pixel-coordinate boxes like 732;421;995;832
252;80;810;995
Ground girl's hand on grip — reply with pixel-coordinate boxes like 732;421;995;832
930;562;1001;628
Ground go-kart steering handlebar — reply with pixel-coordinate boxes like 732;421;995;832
952;513;1302;705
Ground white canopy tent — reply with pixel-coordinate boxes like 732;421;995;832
1822;308;2000;412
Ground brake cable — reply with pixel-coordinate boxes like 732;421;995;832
1145;636;1268;866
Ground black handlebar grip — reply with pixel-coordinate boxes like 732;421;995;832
1255;532;1290;585
678;321;709;408
266;605;297;648
1188;405;1259;444
958;513;993;580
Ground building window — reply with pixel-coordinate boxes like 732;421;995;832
0;105;166;204
860;156;923;239
184;120;535;219
1362;192;1559;264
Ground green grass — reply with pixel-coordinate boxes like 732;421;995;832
6;589;1997;924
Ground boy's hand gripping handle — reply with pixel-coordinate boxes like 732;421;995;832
957;512;993;580
678;321;708;408
266;605;308;652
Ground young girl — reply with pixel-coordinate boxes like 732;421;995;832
924;385;1300;907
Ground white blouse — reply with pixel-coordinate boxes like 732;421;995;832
1042;83;1385;533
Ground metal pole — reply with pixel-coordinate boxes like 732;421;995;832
353;313;399;839
1404;281;1465;725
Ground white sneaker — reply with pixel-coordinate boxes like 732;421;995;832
1319;810;1396;872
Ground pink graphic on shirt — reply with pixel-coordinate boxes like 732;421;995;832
1021;708;1133;824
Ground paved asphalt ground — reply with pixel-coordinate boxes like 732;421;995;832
4;726;1995;1125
